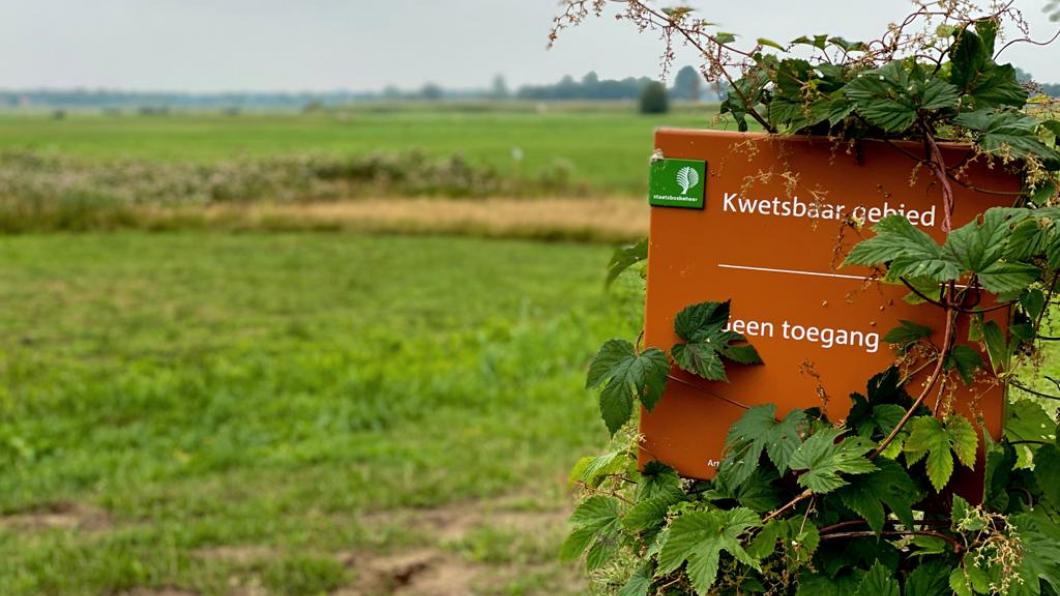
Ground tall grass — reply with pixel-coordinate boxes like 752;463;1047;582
0;150;589;232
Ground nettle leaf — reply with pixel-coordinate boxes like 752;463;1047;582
587;339;669;435
560;495;622;571
718;404;808;489
606;238;648;288
671;301;761;382
837;458;920;532
657;507;761;595
903;415;979;492
844;215;960;282
844;61;959;133
855;561;901;596
789;427;877;493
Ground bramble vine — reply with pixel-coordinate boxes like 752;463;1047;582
555;1;1060;594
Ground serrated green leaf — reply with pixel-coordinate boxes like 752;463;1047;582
672;301;762;382
561;495;623;569
588;340;670;434
884;319;933;349
789;427;877;493
946;344;984;385
855;561;900;596
1035;444;1060;507
719;405;808;488
757;37;786;50
955;109;1060;168
844;62;959;133
979;320;1008;374
657;508;761;594
904;415;979;492
844;216;960;283
837;458;920;532
617;561;654;596
1011;509;1060;595
606;237;648;288
905;561;952;596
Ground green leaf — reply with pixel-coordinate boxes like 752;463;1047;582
844;62;959;133
1035;444;1060;507
979;320;1008;374
560;495;622;565
903;415;979;492
757;37;786;50
587;340;670;434
789;427;877;493
884;320;933;349
949;24;1027;109
1011;509;1060;595
855;561;900;596
718;405;808;488
1005;399;1056;445
623;496;675;532
844;215;960;283
605;238;648;288
657;508;761;595
747;516;819;563
672;300;761;381
570;449;629;487
905;561;952;596
617;562;654;596
946;344;984;385
955;110;1060;169
837;458;920;532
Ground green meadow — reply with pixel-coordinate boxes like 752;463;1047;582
0;232;642;594
0;105;727;194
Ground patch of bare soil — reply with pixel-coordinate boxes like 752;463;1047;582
0;501;111;532
341;494;573;595
121;588;198;596
338;549;478;596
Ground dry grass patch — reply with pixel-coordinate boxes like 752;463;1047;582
133;197;648;242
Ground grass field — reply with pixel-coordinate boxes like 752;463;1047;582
0;105;728;194
0;232;641;594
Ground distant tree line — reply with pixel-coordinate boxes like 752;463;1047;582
3;65;1055;110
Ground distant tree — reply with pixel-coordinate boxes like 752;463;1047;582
382;85;402;100
419;83;444;101
639;81;669;113
671;65;702;101
490;75;510;99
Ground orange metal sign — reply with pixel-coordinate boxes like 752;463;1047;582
641;130;1014;483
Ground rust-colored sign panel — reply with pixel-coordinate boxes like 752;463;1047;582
641;129;1015;482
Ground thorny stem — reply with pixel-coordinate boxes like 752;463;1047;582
819;529;964;552
872;284;958;458
922;127;956;232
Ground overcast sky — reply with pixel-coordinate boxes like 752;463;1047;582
0;0;1057;92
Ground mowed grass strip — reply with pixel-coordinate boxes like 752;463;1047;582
0;232;641;594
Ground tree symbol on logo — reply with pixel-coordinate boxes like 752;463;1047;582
676;166;700;195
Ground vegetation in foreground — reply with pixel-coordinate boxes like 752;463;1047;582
0;232;638;594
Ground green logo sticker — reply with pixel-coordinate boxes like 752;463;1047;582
648;158;706;209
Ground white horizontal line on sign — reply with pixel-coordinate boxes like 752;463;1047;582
717;263;971;290
717;263;868;281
